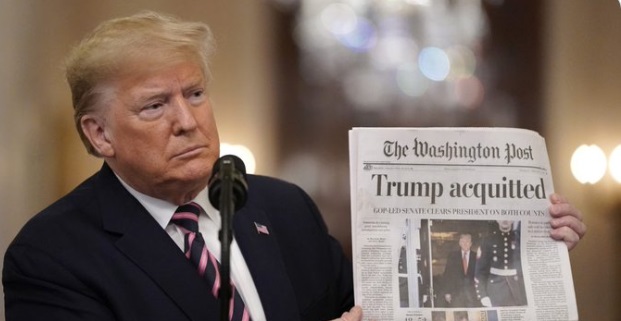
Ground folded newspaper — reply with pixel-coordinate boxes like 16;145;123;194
349;127;578;321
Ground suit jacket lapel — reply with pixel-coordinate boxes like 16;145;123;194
234;207;300;321
96;164;219;321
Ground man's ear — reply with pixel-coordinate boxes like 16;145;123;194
80;115;115;157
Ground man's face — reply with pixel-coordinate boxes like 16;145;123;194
497;220;513;232
459;234;472;251
98;60;220;202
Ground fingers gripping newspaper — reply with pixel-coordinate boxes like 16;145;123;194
349;128;578;321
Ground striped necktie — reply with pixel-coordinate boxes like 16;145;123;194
171;202;251;321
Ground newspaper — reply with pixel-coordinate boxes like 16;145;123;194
349;127;578;321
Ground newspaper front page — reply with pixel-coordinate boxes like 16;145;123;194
349;127;578;321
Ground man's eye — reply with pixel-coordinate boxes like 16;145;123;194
188;90;206;105
144;103;163;110
138;102;165;119
190;90;205;100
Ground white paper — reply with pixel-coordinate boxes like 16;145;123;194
349;127;578;321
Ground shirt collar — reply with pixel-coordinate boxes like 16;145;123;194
115;174;219;229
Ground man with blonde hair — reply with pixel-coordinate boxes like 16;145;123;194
4;11;361;321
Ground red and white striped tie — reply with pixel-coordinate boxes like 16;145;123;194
171;202;251;321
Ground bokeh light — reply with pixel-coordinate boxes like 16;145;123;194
336;17;377;52
418;47;450;81
220;143;256;174
446;45;476;79
370;33;418;69
570;144;607;184
293;0;488;111
454;76;484;109
320;3;358;36
609;145;621;183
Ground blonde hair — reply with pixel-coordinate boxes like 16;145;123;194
65;11;216;156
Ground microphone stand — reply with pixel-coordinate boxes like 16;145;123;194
218;160;234;321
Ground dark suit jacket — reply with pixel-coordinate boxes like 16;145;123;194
442;249;477;307
3;163;354;321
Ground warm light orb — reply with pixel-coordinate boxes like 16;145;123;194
609;145;621;183
570;145;607;184
220;143;256;174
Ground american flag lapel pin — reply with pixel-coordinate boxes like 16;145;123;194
254;222;270;235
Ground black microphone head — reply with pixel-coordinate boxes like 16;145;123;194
208;155;248;211
211;154;247;178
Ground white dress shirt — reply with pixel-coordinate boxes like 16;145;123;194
117;178;266;321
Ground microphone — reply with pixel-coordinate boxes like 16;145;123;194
208;154;248;211
207;155;248;321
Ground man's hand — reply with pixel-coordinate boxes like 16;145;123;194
549;193;587;250
332;306;363;321
480;297;492;307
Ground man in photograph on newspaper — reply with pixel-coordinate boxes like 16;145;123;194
474;220;526;307
442;233;479;308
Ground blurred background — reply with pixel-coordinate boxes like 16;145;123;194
1;0;620;319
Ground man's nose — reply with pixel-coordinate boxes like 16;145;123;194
171;97;198;134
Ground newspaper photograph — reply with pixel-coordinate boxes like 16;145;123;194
349;127;578;321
